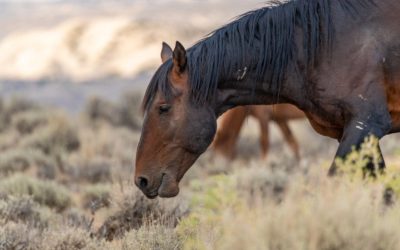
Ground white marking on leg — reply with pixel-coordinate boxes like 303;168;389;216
355;120;368;131
358;94;367;101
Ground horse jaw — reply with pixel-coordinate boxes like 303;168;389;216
158;173;180;198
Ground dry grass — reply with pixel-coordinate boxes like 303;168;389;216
39;227;107;250
178;167;400;250
0;174;72;211
83;91;142;131
0;222;41;250
0;95;399;250
0;148;56;179
121;222;181;250
20;116;80;155
82;184;112;211
97;185;186;241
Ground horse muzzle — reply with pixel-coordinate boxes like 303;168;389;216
135;172;180;199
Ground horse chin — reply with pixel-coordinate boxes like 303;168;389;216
157;173;180;198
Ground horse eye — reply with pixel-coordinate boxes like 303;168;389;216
158;104;171;114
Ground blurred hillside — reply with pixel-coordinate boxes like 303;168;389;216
0;0;263;82
0;0;263;112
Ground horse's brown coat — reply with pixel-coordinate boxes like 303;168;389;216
135;0;400;198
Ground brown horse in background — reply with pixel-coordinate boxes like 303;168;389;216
212;104;304;160
135;0;400;198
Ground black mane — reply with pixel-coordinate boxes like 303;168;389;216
143;0;377;111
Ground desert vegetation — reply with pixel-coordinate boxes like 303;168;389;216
0;93;399;250
2;0;400;249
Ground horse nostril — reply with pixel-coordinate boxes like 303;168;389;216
137;176;149;189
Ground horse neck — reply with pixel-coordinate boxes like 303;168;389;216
188;37;300;116
213;75;286;116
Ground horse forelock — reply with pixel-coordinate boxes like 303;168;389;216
142;60;174;113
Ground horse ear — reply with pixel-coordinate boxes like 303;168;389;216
161;42;173;63
172;41;187;73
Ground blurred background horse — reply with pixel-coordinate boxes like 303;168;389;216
212;105;305;160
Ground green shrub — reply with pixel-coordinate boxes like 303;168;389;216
0;174;71;211
177;175;240;249
334;135;382;178
335;136;400;204
189;175;239;213
178;167;400;250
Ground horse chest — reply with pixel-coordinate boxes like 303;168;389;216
305;112;344;140
385;83;400;131
384;42;400;131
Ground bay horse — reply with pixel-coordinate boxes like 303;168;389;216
135;0;400;198
212;104;305;160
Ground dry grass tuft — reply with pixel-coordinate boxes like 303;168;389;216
179;166;400;250
83;92;142;131
40;227;107;250
97;186;186;241
234;164;288;202
0;97;40;132
20;116;80;155
82;184;112;212
0;149;31;176
11;110;50;135
121;222;181;250
0;174;71;211
0;222;40;250
0;195;51;229
63;208;92;229
0;149;56;179
66;158;112;184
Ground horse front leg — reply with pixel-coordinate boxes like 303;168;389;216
328;109;392;176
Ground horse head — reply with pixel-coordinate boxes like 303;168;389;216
134;42;217;198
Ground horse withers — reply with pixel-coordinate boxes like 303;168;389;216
135;0;400;198
212;105;305;160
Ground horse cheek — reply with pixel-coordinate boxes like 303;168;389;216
198;119;217;151
182;113;216;154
